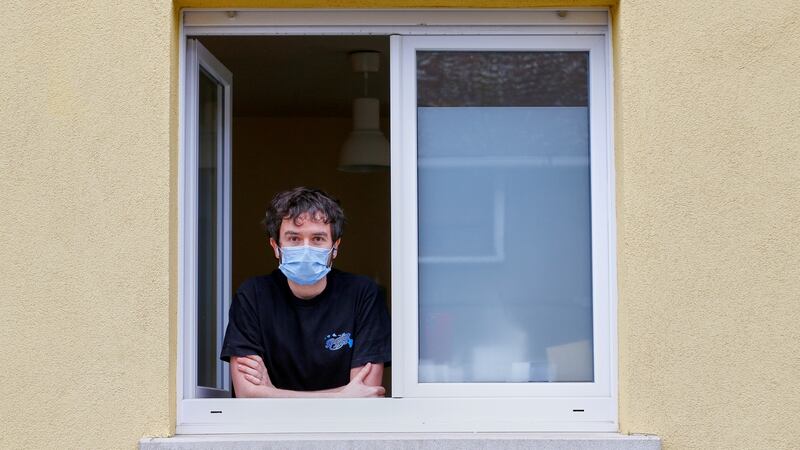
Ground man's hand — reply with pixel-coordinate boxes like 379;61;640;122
235;355;273;387
338;363;386;398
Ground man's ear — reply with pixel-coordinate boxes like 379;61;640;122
269;238;280;259
332;238;341;260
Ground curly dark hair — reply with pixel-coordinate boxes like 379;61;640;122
263;187;345;243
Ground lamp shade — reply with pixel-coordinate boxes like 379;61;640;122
338;97;389;172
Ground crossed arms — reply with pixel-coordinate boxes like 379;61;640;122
231;355;385;398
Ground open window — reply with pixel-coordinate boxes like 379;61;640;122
182;39;232;399
178;9;615;433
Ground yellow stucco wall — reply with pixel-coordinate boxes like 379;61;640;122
1;1;178;449
614;2;800;448
1;1;798;449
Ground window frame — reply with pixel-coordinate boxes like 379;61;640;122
177;8;616;434
181;39;234;399
393;34;613;399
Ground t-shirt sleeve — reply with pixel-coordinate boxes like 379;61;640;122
219;282;264;362
350;282;392;368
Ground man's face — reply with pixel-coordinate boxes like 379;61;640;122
269;212;340;260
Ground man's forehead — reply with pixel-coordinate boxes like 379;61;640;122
280;213;331;234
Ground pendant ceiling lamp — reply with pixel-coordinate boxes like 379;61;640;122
338;51;389;172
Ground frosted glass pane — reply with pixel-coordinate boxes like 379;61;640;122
417;51;588;107
417;51;593;383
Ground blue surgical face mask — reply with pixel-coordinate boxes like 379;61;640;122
278;245;334;286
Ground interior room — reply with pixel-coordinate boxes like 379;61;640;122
198;35;392;391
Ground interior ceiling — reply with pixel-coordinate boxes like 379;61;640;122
198;36;390;118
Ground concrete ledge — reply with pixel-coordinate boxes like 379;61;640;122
140;433;661;449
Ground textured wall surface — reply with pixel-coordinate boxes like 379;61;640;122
0;1;177;449
2;1;799;449
614;1;800;449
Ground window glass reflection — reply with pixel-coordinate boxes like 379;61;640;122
417;51;594;383
198;70;221;389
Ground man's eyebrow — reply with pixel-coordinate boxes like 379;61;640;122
283;231;300;235
311;232;329;237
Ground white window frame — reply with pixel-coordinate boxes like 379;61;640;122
177;8;616;434
395;34;612;399
181;39;233;399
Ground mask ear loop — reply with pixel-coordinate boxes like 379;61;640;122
328;247;338;267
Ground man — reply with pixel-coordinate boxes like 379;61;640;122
220;187;390;397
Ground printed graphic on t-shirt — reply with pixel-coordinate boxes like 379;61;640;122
325;332;353;351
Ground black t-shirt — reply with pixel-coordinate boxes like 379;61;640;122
220;269;391;392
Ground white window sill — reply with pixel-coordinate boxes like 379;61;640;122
140;432;660;449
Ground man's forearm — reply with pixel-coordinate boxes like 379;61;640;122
235;383;345;398
231;357;384;398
